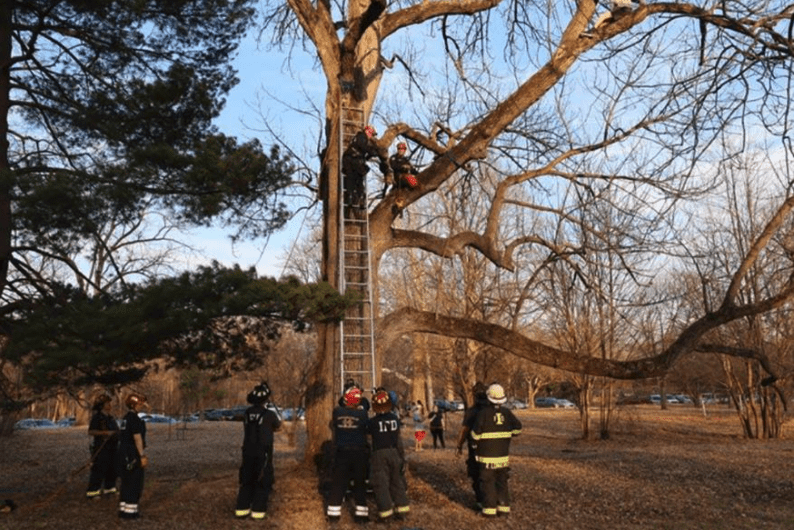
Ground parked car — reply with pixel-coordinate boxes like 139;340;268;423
224;406;249;421
56;416;76;427
14;418;58;430
178;413;200;423
434;399;462;412
555;399;576;409
202;409;226;421
280;407;305;421
617;395;651;405
138;413;178;424
534;397;560;408
506;399;528;410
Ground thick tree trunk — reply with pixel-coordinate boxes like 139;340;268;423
303;323;336;464
0;2;13;299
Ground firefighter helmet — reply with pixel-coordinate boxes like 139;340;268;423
472;381;487;398
247;382;271;404
125;393;147;410
372;391;392;413
397;142;407;152
344;387;362;407
92;394;112;411
486;383;507;405
364;125;376;137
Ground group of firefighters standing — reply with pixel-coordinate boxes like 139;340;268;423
82;378;521;523
84;391;150;520
323;378;522;523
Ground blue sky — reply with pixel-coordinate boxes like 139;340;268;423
179;32;323;279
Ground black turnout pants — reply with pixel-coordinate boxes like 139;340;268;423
236;451;275;514
119;465;145;512
479;465;510;515
87;445;117;493
328;448;368;511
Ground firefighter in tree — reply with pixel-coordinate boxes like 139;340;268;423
235;382;282;521
86;393;119;500
470;383;522;518
387;142;419;208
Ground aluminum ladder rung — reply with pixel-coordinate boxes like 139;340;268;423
339;101;376;396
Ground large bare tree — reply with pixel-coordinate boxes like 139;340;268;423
263;0;794;458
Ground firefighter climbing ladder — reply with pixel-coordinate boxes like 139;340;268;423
338;103;376;395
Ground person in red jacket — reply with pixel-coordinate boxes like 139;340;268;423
470;383;522;518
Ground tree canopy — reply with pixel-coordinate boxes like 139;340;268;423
1;0;295;306
257;0;794;455
3;263;359;394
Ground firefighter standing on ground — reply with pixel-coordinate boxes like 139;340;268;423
367;390;410;522
235;382;282;521
326;387;370;523
86;394;119;500
470;383;522;518
456;381;489;509
118;393;148;520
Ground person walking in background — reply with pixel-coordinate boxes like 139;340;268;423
470;383;522;518
368;390;410;523
457;381;489;510
235;382;282;521
428;405;446;449
412;400;426;452
118;393;148;520
86;393;119;500
326;386;370;523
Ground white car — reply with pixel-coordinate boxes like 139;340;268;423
555;399;576;409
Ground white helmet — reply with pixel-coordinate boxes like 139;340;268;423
486;383;507;404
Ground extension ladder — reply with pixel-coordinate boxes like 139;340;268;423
338;103;376;396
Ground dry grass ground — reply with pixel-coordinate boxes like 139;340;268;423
2;405;794;529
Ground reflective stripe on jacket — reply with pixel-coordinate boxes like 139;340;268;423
470;404;522;465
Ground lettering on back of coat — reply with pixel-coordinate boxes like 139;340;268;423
376;419;398;433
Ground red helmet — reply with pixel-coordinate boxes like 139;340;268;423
372;391;392;413
125;393;147;410
397;142;407;152
364;125;376;137
344;387;362;407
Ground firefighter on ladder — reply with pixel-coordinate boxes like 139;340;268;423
341;125;389;210
235;382;282;521
469;383;522;518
